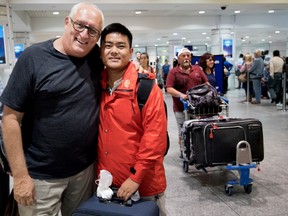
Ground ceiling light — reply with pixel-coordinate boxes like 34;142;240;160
182;37;186;40
202;32;207;35
269;41;272;43
261;39;265;41
135;11;142;15
199;11;205;14
166;41;169;44
155;44;158;47
234;11;240;14
275;30;280;34
135;44;139;47
268;10;274;13
173;33;178;35
53;11;59;15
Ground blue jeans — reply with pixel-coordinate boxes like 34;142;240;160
252;79;262;103
268;73;283;103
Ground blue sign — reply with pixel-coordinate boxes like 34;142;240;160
222;39;233;58
14;43;25;59
0;25;6;64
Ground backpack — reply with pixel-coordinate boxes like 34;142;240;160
186;83;222;115
137;73;170;156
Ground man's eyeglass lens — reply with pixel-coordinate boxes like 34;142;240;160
70;17;100;37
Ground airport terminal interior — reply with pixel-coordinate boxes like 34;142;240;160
0;1;288;216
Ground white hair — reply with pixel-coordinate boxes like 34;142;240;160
69;2;104;28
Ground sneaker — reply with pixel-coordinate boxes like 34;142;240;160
276;103;283;107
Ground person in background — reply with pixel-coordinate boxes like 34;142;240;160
172;57;178;68
240;53;254;103
0;3;104;215
223;57;233;94
97;22;167;215
198;52;217;88
248;49;264;104
283;57;288;105
268;50;284;106
162;59;171;92
155;57;164;89
133;51;141;70
138;52;154;74
236;53;244;89
261;50;271;99
166;48;209;158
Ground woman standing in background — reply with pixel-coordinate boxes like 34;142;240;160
138;52;154;74
198;52;217;88
240;53;254;102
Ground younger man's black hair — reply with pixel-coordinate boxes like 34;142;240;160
100;23;133;48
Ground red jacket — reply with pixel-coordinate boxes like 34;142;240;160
97;62;167;196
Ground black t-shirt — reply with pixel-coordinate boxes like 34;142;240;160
0;39;103;179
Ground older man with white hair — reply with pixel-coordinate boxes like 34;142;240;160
166;48;209;157
249;49;265;104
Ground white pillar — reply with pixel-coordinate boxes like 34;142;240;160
168;40;182;67
211;28;237;90
210;28;231;55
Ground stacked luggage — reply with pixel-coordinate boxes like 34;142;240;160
181;117;264;172
180;84;264;195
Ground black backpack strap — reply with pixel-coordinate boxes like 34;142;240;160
137;74;170;156
137;74;155;111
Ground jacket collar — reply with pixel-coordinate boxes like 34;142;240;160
101;62;138;92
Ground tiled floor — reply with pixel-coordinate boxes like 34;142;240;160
164;88;288;216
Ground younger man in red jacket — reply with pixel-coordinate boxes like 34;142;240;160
97;23;167;215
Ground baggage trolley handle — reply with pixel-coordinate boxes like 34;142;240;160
225;140;257;196
236;140;252;165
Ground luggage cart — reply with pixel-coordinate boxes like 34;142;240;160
225;140;258;196
181;96;229;121
180;96;229;173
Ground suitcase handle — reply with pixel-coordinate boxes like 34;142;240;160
98;187;133;207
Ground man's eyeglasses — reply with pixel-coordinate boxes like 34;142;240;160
69;17;101;38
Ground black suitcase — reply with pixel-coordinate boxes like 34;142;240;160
181;117;264;169
72;195;159;216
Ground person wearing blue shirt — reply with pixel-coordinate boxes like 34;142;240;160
162;59;171;92
198;52;217;88
223;57;233;94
